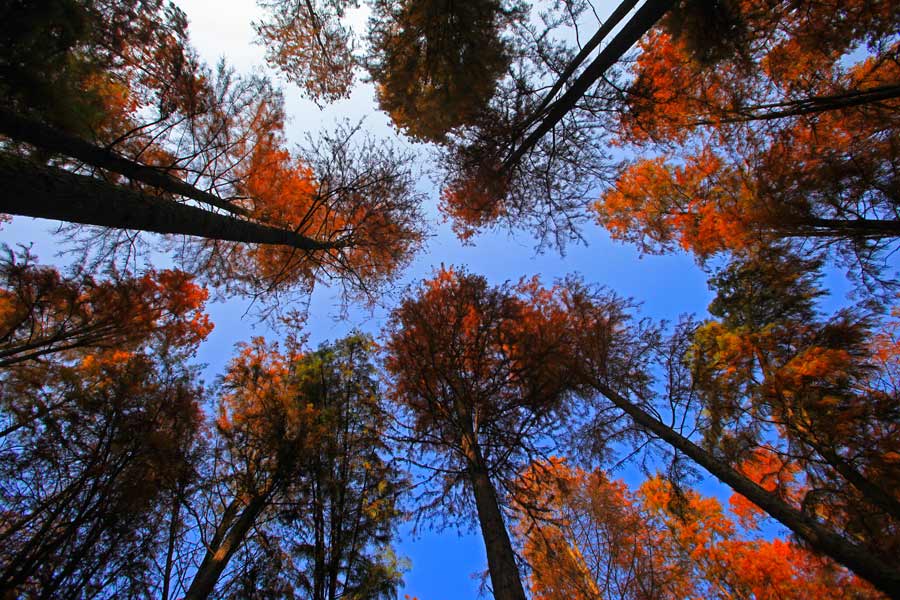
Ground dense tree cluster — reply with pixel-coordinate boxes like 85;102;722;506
0;257;404;598
1;0;899;598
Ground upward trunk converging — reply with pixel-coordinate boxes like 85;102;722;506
461;433;528;600
0;152;340;252
591;381;900;599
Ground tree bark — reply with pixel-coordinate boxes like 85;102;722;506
183;490;272;600
0;152;342;251
522;0;641;131
788;217;900;239
503;0;676;170
462;435;527;600
0;108;249;216
590;381;900;599
161;489;183;600
692;84;900;125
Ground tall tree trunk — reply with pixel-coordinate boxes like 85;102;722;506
0;108;248;216
522;0;641;130
0;152;342;251
590;381;900;599
693;84;900;125
503;0;676;169
183;490;272;600
788;217;900;239
461;435;527;600
161;489;183;600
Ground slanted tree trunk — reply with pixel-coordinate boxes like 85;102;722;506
183;489;272;600
692;84;900;125
504;0;676;169
460;433;527;600
787;217;900;239
161;486;186;600
0;152;343;251
521;0;641;130
590;380;900;599
0;108;248;216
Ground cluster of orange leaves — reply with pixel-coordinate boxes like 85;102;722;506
0;262;212;369
439;166;510;242
597;0;900;261
597;150;761;258
515;459;880;600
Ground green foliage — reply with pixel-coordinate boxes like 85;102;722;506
0;0;102;132
706;247;825;329
367;0;523;142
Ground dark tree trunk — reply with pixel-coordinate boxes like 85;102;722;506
522;0;641;130
461;435;527;600
0;152;342;251
161;490;183;600
591;381;900;599
183;491;271;600
788;218;900;239
0;108;248;216
504;0;676;169
694;84;900;125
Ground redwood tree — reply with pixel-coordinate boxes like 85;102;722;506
383;267;582;600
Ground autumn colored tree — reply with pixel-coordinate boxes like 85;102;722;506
433;0;900;269
689;249;900;561
514;459;881;599
0;245;212;598
615;0;900;142
181;335;405;600
255;0;524;141
383;267;585;600
366;0;523;142
0;1;425;302
595;0;900;285
0;247;212;368
437;0;675;246
552;274;900;596
254;0;631;246
0;341;205;598
255;0;359;104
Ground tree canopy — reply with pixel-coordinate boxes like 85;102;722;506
2;0;899;598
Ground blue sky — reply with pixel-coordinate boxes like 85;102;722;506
0;1;833;597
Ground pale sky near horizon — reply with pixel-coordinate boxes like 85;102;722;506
0;1;730;597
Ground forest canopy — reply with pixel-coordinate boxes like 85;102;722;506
1;0;899;598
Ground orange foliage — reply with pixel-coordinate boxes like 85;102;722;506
218;337;312;439
439;166;510;241
691;265;900;561
219;128;424;298
620;0;900;142
515;460;882;599
385;267;577;438
598;147;804;259
729;448;802;528
0;255;212;366
600;0;900;271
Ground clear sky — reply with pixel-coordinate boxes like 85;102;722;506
2;1;720;598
